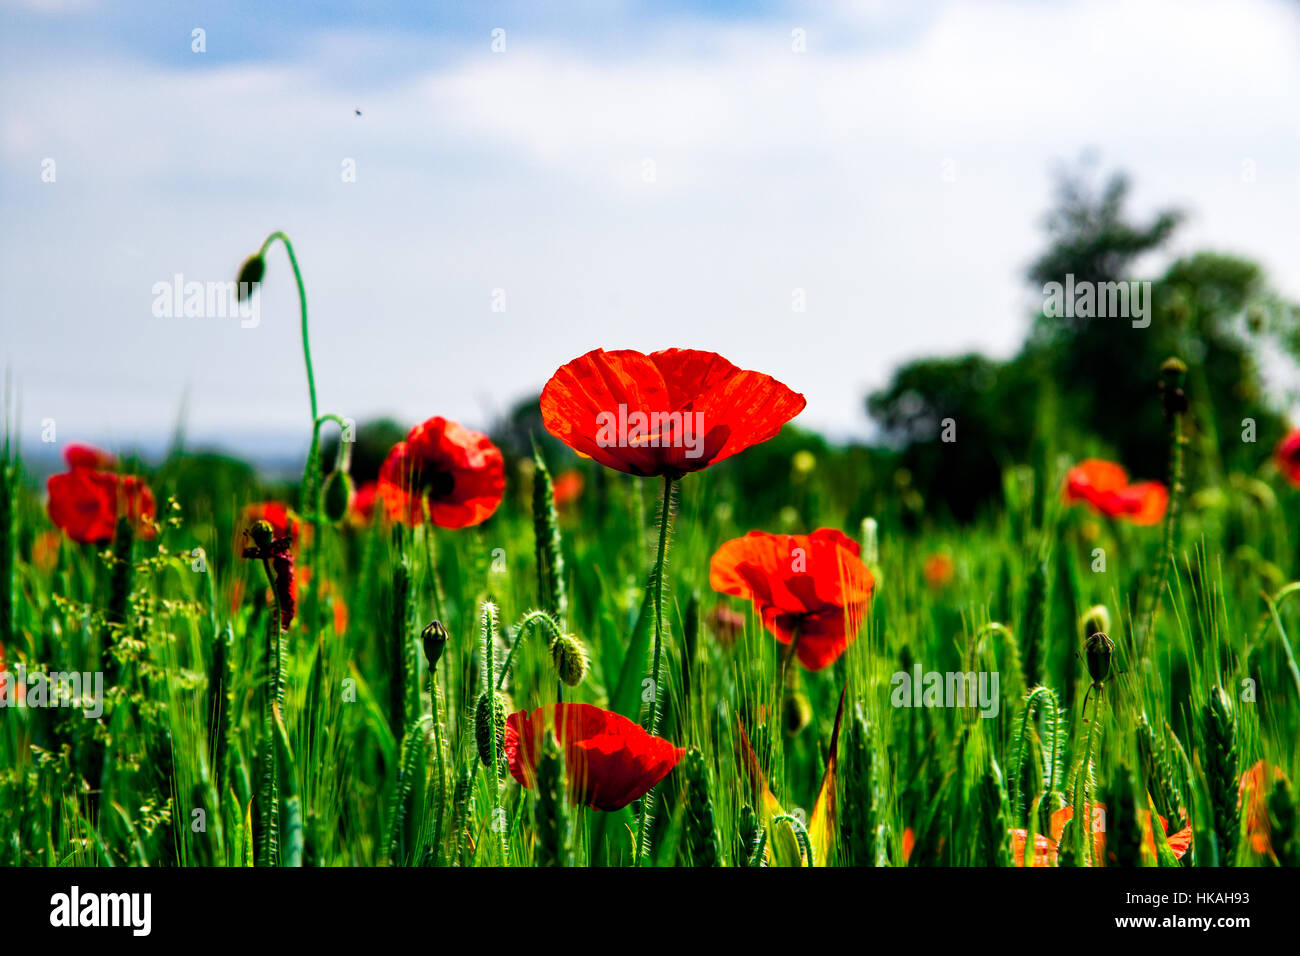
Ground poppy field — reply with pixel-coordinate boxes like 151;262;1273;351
3;233;1299;872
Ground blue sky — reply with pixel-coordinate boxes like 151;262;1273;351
3;0;1299;463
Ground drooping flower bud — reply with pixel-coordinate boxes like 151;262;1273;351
476;691;508;772
550;633;589;687
236;254;265;302
1084;631;1114;685
422;620;448;670
782;690;812;736
321;469;355;524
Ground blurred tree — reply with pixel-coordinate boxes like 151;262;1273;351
868;158;1297;521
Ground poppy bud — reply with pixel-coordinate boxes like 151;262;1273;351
1079;604;1110;640
550;633;589;687
1085;631;1114;684
422;620;448;669
248;518;275;550
476;691;508;772
236;254;265;303
782;690;812;736
321;469;354;524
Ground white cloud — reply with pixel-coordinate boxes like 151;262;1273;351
2;0;1298;451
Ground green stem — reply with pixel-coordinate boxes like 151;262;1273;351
636;474;676;866
258;231;319;516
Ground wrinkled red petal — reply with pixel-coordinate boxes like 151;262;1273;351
709;528;873;672
540;348;805;477
506;703;684;811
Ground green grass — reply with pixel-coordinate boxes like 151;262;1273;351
2;430;1298;867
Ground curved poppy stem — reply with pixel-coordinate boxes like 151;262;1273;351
258;231;320;518
636;474;676;866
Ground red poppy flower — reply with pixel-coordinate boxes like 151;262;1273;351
47;466;156;544
377;416;505;529
348;481;380;526
540;348;806;477
1275;429;1300;486
1009;802;1192;866
504;703;684;811
551;469;584;509
1063;458;1167;525
709;528;874;671
1238;759;1286;856
240;501;297;542
923;553;955;589
63;443;115;470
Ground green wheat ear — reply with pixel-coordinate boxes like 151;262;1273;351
1136;712;1184;826
979;758;1013;867
449;762;475;866
531;441;567;625
1204;685;1240;864
681;748;720;867
533;732;569;867
839;701;880;865
1020;558;1049;688
386;716;429;865
389;555;413;740
737;804;761;868
1268;777;1300;867
1102;762;1143;868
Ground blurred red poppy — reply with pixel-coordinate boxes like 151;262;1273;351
377;416;505;529
540;348;806;477
240;501;298;542
707;605;747;648
348;481;380;526
237;502;302;629
1063;458;1167;525
63;443;116;470
709;528;874;671
505;703;684;811
47;455;156;545
1238;759;1285;856
1008;802;1192;866
1275;429;1300;486
551;469;584;508
923;553;955;589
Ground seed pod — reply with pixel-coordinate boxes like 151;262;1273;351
476;691;508;773
321;469;354;523
550;633;589;687
422;620;448;670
